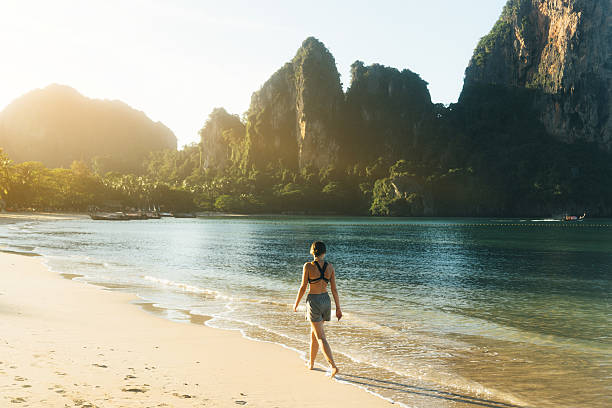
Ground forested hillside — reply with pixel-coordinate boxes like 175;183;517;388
1;0;610;216
0;84;176;173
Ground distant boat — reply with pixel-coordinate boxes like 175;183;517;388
91;209;166;220
145;211;161;219
173;213;196;218
90;212;129;221
561;212;586;222
159;212;174;217
124;211;149;220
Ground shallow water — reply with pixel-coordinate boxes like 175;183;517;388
2;216;611;407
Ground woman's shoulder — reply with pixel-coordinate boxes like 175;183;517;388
302;260;333;269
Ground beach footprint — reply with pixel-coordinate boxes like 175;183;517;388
233;392;248;405
122;387;147;393
73;399;98;408
10;396;26;403
172;392;194;399
50;384;66;394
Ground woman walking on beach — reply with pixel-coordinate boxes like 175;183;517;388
293;241;342;378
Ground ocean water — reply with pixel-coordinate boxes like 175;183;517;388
1;216;611;407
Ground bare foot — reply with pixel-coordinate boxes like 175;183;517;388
306;362;314;370
330;366;338;378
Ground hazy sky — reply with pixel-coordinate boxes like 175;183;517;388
0;0;507;148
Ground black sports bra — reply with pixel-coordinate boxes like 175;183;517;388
308;261;330;284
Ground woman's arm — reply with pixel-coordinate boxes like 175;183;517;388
293;264;308;312
330;266;342;321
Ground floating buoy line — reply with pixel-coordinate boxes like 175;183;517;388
212;219;612;228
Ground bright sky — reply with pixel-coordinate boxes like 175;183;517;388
0;0;507;148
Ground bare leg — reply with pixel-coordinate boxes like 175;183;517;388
309;329;319;369
310;321;338;378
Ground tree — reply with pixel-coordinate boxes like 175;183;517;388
0;149;12;200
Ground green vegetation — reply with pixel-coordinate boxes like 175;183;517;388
450;83;612;216
471;0;532;68
0;149;195;212
472;20;512;67
344;62;435;164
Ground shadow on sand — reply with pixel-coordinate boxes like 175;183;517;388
311;368;529;408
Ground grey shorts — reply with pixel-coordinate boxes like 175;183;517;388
306;292;331;322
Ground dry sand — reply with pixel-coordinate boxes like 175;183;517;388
0;212;87;223
0;251;394;407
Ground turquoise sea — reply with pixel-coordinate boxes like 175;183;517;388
1;216;610;407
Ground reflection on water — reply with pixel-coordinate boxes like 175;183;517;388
1;217;611;407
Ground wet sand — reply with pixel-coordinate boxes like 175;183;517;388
0;251;398;407
0;211;87;223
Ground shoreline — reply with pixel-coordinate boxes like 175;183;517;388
2;210;609;220
0;250;400;407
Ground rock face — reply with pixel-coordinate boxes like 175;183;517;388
0;84;177;171
199;108;245;171
463;0;612;148
241;38;434;170
245;37;344;169
345;61;434;160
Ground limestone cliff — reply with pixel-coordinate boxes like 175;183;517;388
245;37;344;169
0;84;177;171
345;61;434;160
199;108;245;171
462;0;612;148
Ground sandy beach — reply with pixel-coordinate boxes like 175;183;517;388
0;250;398;408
